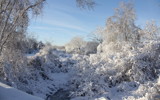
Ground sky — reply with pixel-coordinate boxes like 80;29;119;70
28;0;160;46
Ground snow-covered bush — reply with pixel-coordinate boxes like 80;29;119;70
28;45;70;73
24;37;44;54
65;36;86;54
69;40;160;100
15;45;76;98
83;41;99;55
142;20;160;40
123;80;160;100
0;32;29;88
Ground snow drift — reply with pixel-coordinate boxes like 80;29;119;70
0;82;43;100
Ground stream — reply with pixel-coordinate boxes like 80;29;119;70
47;89;70;100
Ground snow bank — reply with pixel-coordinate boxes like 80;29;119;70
0;82;43;100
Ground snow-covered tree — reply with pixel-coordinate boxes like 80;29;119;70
143;20;160;40
0;0;45;55
0;0;45;86
83;41;99;55
89;27;105;43
104;2;140;43
65;36;86;53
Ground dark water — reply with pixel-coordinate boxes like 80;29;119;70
47;89;70;100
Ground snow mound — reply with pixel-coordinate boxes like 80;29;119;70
0;82;43;100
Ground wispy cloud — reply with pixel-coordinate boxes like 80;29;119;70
43;19;89;33
33;1;92;33
29;0;94;45
31;26;52;30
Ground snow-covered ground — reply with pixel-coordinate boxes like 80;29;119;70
1;41;160;100
0;82;44;100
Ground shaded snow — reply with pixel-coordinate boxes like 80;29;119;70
51;72;70;87
0;82;44;100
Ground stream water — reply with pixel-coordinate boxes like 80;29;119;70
47;89;70;100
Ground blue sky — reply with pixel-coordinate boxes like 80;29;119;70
28;0;160;46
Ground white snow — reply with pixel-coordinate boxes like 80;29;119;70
95;97;107;100
0;82;44;100
2;41;159;100
51;72;70;87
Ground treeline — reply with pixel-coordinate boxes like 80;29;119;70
64;2;159;55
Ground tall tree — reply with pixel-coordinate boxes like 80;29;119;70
89;27;104;43
0;0;45;55
143;20;160;40
104;2;140;43
0;0;45;85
